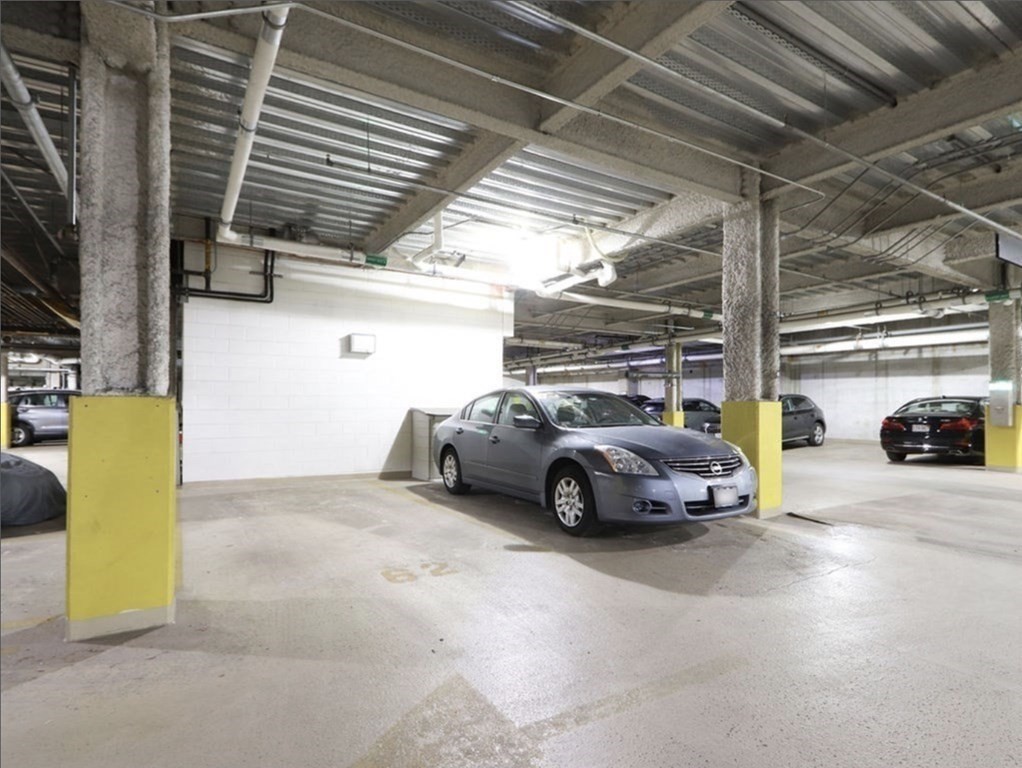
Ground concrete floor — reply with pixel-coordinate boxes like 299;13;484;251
2;441;1020;767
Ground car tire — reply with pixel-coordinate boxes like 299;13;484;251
551;465;600;537
11;424;33;448
886;451;906;462
440;448;470;495
807;422;825;447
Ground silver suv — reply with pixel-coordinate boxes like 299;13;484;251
8;389;78;447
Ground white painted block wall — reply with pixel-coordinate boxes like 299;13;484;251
181;244;512;482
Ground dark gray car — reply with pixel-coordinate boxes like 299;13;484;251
780;394;826;446
9;389;78;447
433;387;757;536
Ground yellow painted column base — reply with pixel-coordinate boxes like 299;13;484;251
67;396;177;641
722;400;783;518
0;402;10;449
662;410;685;427
985;405;1022;473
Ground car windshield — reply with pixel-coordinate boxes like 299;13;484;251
896;399;980;416
535;391;663;428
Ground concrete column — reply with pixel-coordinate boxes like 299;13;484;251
721;169;782;517
760;198;780;401
67;1;176;641
986;300;1022;472
526;365;538;386
1;352;9;449
662;341;685;426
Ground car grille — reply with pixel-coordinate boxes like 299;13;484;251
662;454;742;478
685;495;750;516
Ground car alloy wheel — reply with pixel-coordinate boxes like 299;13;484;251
11;425;31;447
440;448;469;494
809;422;825;446
554;476;585;528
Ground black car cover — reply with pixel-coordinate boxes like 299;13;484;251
0;452;66;526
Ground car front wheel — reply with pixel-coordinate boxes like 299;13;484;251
11;424;33;447
551;466;600;536
808;422;825;447
441;448;470;495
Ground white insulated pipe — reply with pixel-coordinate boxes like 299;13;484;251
781;328;990;356
0;44;69;196
231;232;367;266
217;8;289;242
780;288;1022;334
553;290;725;323
410;212;445;266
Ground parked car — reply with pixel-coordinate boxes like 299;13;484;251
621;394;651;407
8;389;78;447
433;387;757;536
880;396;987;462
780;394;826;446
640;398;722;434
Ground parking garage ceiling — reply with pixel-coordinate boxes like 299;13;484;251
1;1;1020;365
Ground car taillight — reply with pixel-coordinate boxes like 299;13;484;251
939;417;977;432
881;418;905;431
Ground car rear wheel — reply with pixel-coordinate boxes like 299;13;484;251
11;424;33;448
551;466;600;537
441;448;470;495
808;422;825;447
886;451;906;462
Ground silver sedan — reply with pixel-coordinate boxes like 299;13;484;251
433;387;757;536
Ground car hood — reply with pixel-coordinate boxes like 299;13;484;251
569;425;733;458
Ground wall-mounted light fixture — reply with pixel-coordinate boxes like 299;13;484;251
343;333;376;356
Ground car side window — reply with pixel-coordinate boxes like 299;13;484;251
497;394;539;425
466;393;501;423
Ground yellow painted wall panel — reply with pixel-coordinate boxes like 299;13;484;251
985;405;1022;472
67;396;177;621
722;400;782;513
1;402;10;449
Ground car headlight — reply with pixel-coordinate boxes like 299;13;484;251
723;441;750;467
595;445;658;476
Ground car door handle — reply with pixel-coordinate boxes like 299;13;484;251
455;427;464;435
489;435;500;444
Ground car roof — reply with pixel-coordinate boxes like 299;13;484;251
903;395;985;403
10;388;80;394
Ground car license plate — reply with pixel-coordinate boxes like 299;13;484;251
911;424;929;433
711;485;739;508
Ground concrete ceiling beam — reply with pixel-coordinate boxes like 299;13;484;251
366;1;730;253
763;52;1022;190
176;11;743;201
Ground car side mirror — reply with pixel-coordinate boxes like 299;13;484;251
513;415;542;430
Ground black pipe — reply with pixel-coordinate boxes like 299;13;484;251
171;239;276;304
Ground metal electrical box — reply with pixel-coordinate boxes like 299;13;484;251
989;381;1015;427
411;408;457;481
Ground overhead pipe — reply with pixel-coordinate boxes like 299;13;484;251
65;64;78;227
409;212;445;267
537;259;617;295
217;7;290;243
549;290;724;323
513;328;993;376
781;328;989;356
779;287;1022;334
0;44;69;197
506;287;1020;371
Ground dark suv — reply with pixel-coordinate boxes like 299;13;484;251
780;394;826;446
8;389;78;447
